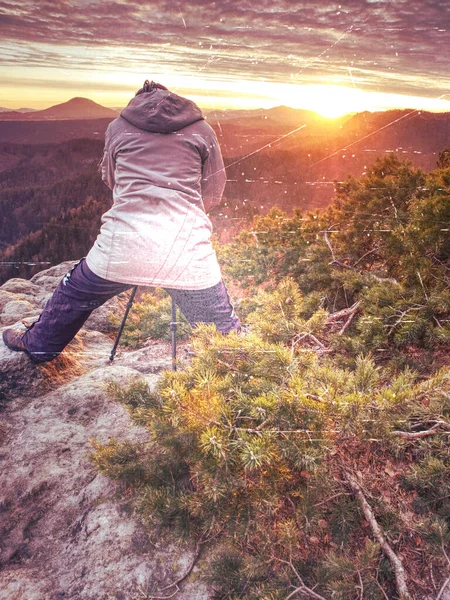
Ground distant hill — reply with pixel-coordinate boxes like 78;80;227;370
206;105;350;129
0;98;119;121
0;107;35;113
0;118;113;144
208;107;450;170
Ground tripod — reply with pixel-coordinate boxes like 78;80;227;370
109;286;178;371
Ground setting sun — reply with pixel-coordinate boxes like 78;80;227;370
285;84;450;118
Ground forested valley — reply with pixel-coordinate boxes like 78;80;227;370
1;108;450;284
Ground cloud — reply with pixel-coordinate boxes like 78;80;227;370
0;0;448;104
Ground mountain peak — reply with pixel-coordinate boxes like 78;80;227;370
37;97;119;119
60;97;103;106
0;97;119;121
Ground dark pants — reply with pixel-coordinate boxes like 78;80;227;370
23;259;240;362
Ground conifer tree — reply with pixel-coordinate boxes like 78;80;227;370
92;153;450;599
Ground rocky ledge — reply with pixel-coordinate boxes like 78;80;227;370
0;262;208;600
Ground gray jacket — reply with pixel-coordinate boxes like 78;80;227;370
86;88;226;289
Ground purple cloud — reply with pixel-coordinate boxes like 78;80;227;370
0;0;448;100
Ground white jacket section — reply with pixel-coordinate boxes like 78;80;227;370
86;89;226;289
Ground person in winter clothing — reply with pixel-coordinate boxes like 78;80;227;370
2;81;240;362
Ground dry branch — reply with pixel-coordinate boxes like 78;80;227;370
338;309;359;335
437;575;450;600
326;301;361;323
291;331;327;353
284;585;329;600
393;421;450;439
273;555;329;600
148;537;204;599
323;230;398;285
436;540;450;600
344;472;412;600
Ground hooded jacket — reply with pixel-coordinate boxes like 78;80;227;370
85;88;226;289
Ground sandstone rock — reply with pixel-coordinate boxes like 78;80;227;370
0;330;49;401
84;295;126;334
0;290;16;312
0;278;41;296
1;300;37;325
0;262;209;600
29;261;78;285
0;362;209;600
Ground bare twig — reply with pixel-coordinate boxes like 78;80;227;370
148;537;204;599
339;306;360;335
434;316;443;329
284;584;329;600
147;588;179;600
393;421;450;439
353;246;382;267
442;540;450;568
323;230;398;285
324;229;337;261
326;301;361;323
292;331;325;348
308;333;326;349
291;331;329;355
357;569;364;600
385;306;424;336
313;492;352;507
273;556;329;600
437;576;450;600
431;563;437;591
344;472;412;600
374;575;390;600
436;537;450;600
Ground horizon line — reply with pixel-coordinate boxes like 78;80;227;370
1;96;450;122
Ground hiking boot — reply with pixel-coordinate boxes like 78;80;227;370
2;329;44;363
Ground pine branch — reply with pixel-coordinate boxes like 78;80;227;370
344;472;412;600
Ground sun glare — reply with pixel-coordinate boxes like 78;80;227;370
286;84;450;118
287;85;375;118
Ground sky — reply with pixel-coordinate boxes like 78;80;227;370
1;0;450;117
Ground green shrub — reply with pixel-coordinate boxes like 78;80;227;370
93;323;450;598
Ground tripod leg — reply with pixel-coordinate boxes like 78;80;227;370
170;297;177;371
109;286;138;361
